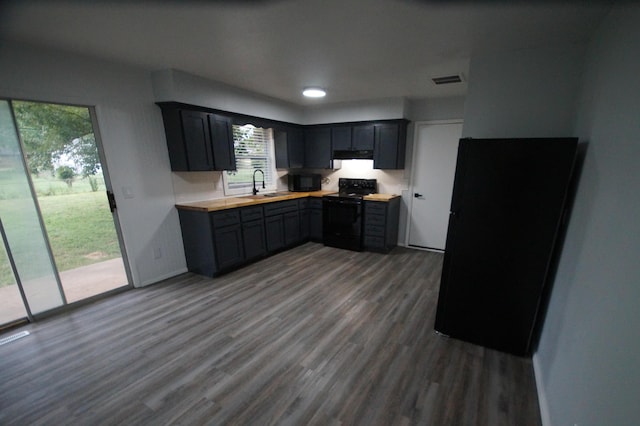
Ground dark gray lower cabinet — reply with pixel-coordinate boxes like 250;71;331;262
364;198;401;252
299;208;310;240
240;206;266;261
213;223;244;270
264;200;301;252
265;215;285;252
309;198;323;241
178;197;322;277
283;211;300;245
242;220;266;260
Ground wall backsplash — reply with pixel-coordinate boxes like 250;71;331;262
307;160;408;195
172;160;408;203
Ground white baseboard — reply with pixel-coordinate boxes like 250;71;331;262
533;353;552;426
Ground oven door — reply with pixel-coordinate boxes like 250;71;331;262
322;198;363;251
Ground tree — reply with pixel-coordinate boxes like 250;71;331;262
56;166;75;188
12;101;100;177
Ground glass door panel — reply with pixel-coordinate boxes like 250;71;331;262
0;100;64;316
12;101;129;303
0;234;28;324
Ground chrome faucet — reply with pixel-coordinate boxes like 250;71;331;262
252;169;265;195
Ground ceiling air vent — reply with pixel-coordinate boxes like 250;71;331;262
432;75;463;85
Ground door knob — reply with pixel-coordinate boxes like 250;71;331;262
414;193;423;198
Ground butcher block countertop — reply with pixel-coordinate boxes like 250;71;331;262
363;193;401;201
175;191;334;212
175;191;400;212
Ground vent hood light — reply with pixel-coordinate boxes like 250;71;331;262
303;87;326;98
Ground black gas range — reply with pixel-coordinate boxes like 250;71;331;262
323;178;377;251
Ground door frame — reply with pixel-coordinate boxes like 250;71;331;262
2;98;133;322
89;106;134;292
404;119;463;251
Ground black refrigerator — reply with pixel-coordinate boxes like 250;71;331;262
434;137;578;356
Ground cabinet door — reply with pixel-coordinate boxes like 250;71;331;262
304;128;332;168
299;209;310;240
242;219;267;260
352;124;375;150
209;114;236;171
275;127;304;169
374;123;401;169
283;211;300;246
331;126;352;151
265;215;285;252
181;110;214;171
274;129;288;168
309;208;323;241
213;224;244;270
288;128;305;168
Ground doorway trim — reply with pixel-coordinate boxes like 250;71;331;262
404;119;464;251
89;106;134;289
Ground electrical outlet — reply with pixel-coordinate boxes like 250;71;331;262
122;186;134;199
153;247;162;259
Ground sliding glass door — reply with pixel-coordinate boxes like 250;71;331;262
0;100;64;322
0;98;130;326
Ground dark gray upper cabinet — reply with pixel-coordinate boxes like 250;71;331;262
274;127;304;169
304;127;333;168
352;124;375;150
158;104;236;172
373;121;408;169
162;106;207;171
159;102;409;171
208;114;236;171
331;126;352;151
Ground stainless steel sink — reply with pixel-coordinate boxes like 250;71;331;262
262;191;291;197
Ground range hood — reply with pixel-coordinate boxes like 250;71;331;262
332;149;374;160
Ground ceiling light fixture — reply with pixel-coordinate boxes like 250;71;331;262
303;87;326;98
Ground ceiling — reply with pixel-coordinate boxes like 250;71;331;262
0;0;612;106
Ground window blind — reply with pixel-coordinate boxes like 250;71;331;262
223;124;276;195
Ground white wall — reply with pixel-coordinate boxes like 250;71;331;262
152;69;304;123
0;41;187;287
535;5;640;426
406;96;465;122
302;97;407;124
462;44;585;138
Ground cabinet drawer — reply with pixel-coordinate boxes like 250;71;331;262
264;200;298;216
364;235;385;248
211;210;241;228
366;214;386;226
241;206;263;222
298;198;309;209
365;224;385;236
309;198;323;209
365;202;387;214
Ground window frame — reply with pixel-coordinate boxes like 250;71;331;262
222;124;278;196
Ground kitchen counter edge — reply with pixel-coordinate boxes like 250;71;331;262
175;191;400;212
175;191;333;212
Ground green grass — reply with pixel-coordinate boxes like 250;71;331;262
0;175;120;288
39;191;121;269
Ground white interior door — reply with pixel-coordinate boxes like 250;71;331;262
407;121;463;251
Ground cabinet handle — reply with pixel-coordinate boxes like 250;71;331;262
414;193;423;198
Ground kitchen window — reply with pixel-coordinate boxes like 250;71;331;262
222;124;277;195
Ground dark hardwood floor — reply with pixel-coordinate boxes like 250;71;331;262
0;243;541;425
